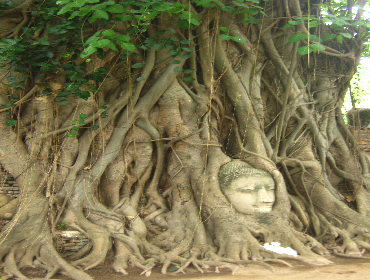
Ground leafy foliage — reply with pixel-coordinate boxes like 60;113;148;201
1;0;370;124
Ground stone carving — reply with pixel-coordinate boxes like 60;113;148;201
219;160;275;214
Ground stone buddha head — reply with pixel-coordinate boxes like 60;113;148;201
219;161;275;214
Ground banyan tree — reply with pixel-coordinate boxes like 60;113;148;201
0;0;370;279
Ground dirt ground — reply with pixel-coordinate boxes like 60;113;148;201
3;254;370;280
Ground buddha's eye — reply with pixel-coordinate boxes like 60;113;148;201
238;188;253;193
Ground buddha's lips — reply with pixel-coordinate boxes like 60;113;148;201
253;203;273;208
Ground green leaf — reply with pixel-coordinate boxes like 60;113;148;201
106;41;119;52
88;10;109;23
244;8;258;15
184;77;195;82
118;34;130;42
92;10;109;20
107;4;125;13
221;6;235;12
337;34;343;44
242;17;259;24
57;3;76;15
81;46;97;58
46;51;54;58
330;24;343;31
172;60;181;64
57;100;69;105
69;6;92;19
132;62;145;68
114;14;132;21
169;48;180;56
184;69;195;74
179;11;199;26
72;126;79;130
174;67;183;72
340;32;352;39
102;29;115;37
5;120;17;127
153;2;173;11
90;39;111;48
177;20;190;29
288;20;302;26
219;27;229;33
79;113;87;119
85;31;101;45
309;34;322;43
66;133;74;137
180;40;193;44
182;47;194;52
352;21;365;26
154;44;164;50
168;267;179;272
136;77;146;81
308;21;319;27
296;16;317;20
310;44;325;51
120;42;135;51
180;53;192;59
220;34;231;40
323;34;336;41
142;10;158;21
297;46;313;55
282;24;294;29
71;131;79;135
169;27;176;34
289;33;307;43
91;124;99;130
233;0;248;7
231;36;247;44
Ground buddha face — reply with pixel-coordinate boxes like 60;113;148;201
219;161;276;214
223;175;275;214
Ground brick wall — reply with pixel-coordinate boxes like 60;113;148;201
0;166;19;198
0;168;89;253
351;128;370;155
55;231;89;253
0;167;19;233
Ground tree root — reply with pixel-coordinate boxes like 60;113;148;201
332;249;370;259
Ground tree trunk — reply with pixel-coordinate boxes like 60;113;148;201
0;0;369;278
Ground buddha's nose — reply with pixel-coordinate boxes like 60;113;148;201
258;188;273;203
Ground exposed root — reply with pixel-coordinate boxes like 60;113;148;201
332;249;370;259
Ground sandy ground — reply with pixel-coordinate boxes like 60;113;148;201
6;254;370;280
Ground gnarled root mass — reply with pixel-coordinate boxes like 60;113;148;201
1;0;370;279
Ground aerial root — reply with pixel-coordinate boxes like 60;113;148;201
3;247;27;279
263;258;293;267
140;258;157;276
332;249;370;259
218;263;243;275
172;250;279;275
33;259;60;279
175;255;206;274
